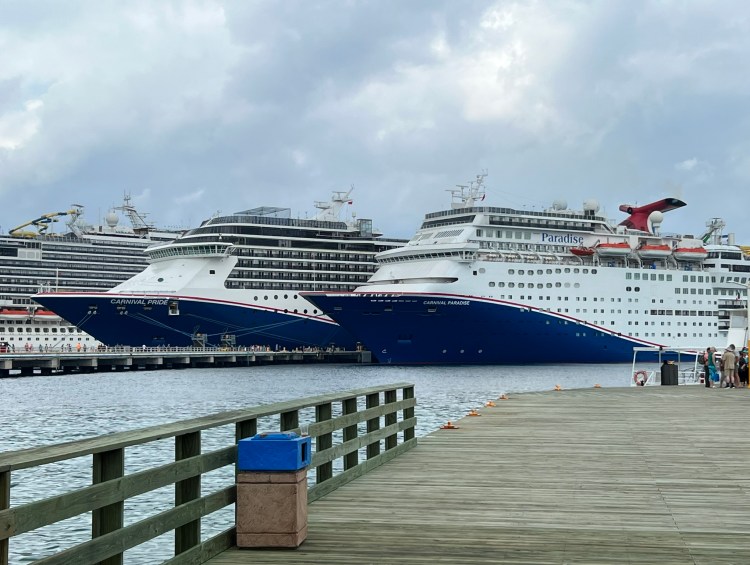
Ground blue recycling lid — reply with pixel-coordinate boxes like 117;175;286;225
252;432;299;441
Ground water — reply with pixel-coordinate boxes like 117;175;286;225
0;363;630;563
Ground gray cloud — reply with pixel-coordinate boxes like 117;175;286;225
0;0;749;243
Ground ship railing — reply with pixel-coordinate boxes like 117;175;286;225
0;383;416;565
630;346;704;387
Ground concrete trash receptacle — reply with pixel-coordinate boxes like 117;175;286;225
236;432;312;548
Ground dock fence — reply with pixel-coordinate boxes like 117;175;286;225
0;382;416;564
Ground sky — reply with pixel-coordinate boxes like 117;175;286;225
1;0;749;242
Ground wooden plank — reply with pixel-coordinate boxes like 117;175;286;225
384;389;397;450
365;393;381;460
342;398;357;470
36;487;234;565
402;385;415;442
279;410;298;432
163;527;234;565
0;471;8;565
175;432;201;555
92;448;124;565
315;403;333;484
1;447;234;539
0;383;414;471
204;387;750;564
311;418;417;468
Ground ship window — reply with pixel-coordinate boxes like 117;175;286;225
508;269;515;275
209;270;215;275
489;282;495;287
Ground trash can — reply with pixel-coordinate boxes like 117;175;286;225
236;432;312;548
661;361;678;386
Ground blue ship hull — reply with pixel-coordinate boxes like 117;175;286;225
302;292;662;365
34;293;354;349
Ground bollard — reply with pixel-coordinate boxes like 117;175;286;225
236;431;312;548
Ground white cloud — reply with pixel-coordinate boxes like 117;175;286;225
0;99;43;150
675;158;698;172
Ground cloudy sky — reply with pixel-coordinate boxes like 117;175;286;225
1;0;749;242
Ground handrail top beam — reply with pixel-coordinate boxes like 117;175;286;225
0;382;414;471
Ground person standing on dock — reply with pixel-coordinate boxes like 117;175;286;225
739;349;749;387
703;347;712;388
707;346;718;386
721;345;737;388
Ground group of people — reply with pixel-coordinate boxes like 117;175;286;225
702;344;749;388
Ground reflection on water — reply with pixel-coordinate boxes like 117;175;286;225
0;363;630;563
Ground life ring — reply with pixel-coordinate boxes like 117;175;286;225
633;370;648;385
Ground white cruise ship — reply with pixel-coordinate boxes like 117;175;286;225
0;197;181;351
302;174;750;364
34;190;407;349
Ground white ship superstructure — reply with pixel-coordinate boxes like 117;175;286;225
34;190;407;349
0;197;181;351
303;174;749;364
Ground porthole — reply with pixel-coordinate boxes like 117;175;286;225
157;277;164;282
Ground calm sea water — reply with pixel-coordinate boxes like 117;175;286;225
0;363;630;563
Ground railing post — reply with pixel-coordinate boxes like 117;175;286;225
92;448;124;565
342;398;358;470
403;386;415;441
235;418;257;442
315;403;333;484
1;470;9;565
280;410;299;432
175;431;201;555
366;392;381;459
384;389;397;450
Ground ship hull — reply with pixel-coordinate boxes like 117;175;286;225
33;292;354;350
303;292;653;365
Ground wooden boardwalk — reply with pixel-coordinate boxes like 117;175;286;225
209;386;750;564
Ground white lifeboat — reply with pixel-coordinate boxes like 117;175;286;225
673;246;708;262
637;244;672;259
595;242;631;257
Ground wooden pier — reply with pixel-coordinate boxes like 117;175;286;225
0;347;371;377
212;386;750;564
4;385;750;564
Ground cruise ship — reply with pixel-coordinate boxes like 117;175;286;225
0;198;182;351
302;174;750;364
34;190;407;349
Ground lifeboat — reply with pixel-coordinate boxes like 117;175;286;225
570;246;595;257
636;244;672;259
595;242;631;257
673;247;708;262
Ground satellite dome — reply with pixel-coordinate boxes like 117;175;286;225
105;211;119;227
552;199;567;211
649;210;664;230
582;199;600;213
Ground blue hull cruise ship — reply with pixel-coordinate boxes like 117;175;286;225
302;174;750;364
34;190;406;350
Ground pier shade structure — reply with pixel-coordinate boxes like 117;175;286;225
0;383;416;564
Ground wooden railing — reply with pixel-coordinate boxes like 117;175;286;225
0;383;416;565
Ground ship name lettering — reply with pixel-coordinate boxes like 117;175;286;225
447;300;469;306
540;233;583;245
110;299;168;306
